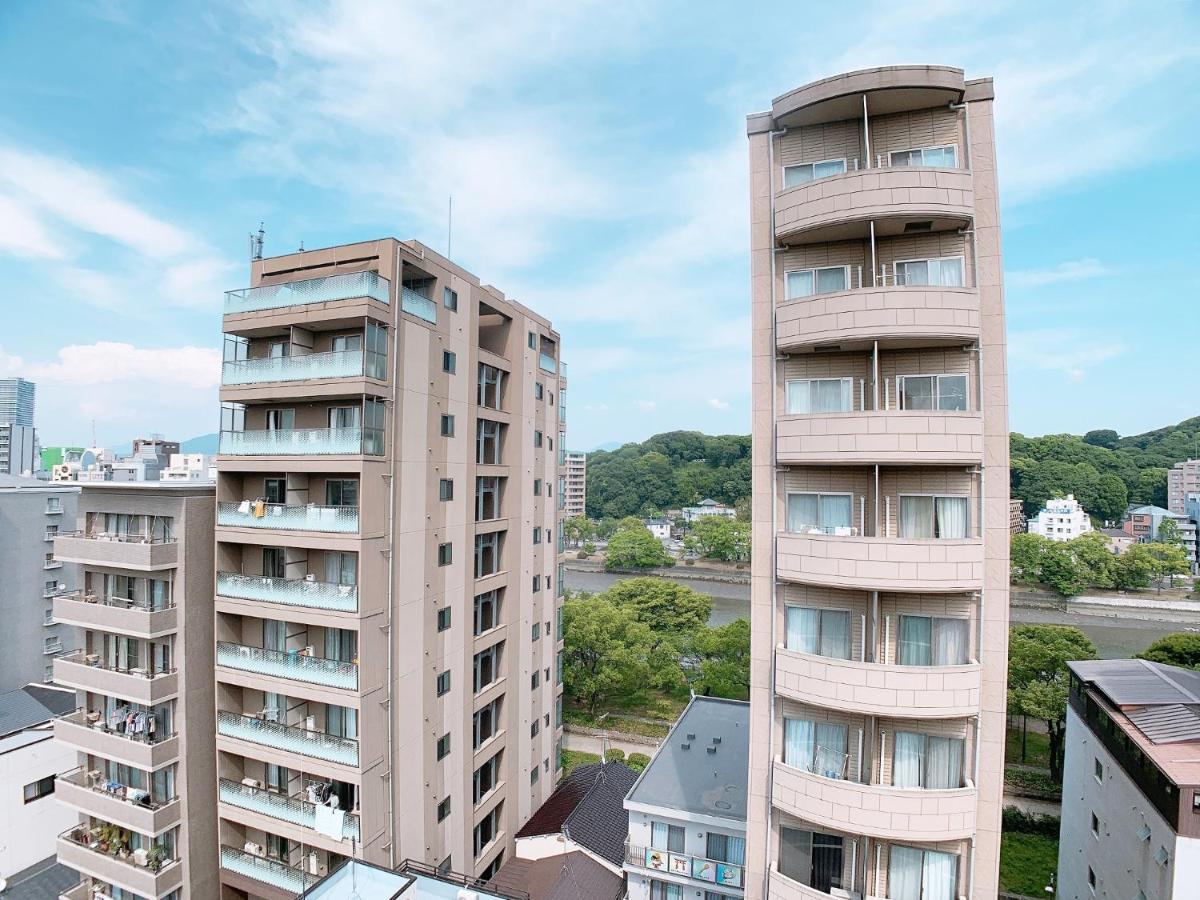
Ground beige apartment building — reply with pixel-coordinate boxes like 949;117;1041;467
1167;458;1200;515
746;67;1010;899
212;238;566;897
51;482;218;900
564;450;586;518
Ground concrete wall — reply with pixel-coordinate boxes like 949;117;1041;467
0;731;78;880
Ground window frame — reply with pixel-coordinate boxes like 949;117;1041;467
782;157;848;188
893;255;966;288
897;493;971;539
889;144;957;169
897;373;970;411
785;491;855;534
785;377;854;415
443;287;458;311
442;350;456;374
784;265;851;300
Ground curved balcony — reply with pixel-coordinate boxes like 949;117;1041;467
777;532;982;593
776;411;983;465
776;286;979;352
57;826;183;899
217;502;359;534
218;778;360;844
768;868;862;900
216;642;358;692
774;168;973;245
771;65;966;128
772;759;977;842
55;710;179;770
216;572;359;614
53;532;178;572
775;646;980;718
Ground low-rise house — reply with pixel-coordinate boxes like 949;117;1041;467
1099;527;1135;554
682;499;737;523
645;518;672;540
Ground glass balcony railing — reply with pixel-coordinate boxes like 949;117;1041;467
219;427;383;456
221;349;367;386
401;287;438;324
217;642;358;691
220;845;319;894
625;841;745;889
217;710;359;766
559;361;568;380
216;572;358;613
538;353;558;374
217;502;359;534
218;778;360;842
224;271;390;315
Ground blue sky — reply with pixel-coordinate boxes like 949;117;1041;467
1;0;1198;451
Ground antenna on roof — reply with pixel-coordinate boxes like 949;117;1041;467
249;223;265;261
447;195;453;259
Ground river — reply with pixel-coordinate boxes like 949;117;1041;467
563;566;1186;656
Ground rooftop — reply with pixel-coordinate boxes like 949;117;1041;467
300;859;523;900
516;761;639;866
0;473;78;493
486;851;623;900
0;683;75;738
625;695;749;822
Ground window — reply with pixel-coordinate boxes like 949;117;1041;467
547;436;553;451
474;698;502;747
479;851;505;881
890;145;957;168
706;832;747;866
443;350;456;374
332;332;361;353
1091;812;1099;838
438;542;453;566
46;497;62;513
439;478;454;501
323;550;357;585
44;524;58;541
894;255;965;288
532;622;541;641
478;364;504;410
898;495;969;539
786;378;852;414
474;590;501;635
785;607;851;659
437;607;452;632
782;717;848;779
532;671;540;689
531;719;540;737
783;158;846;187
892;732;965;789
325;479;359;507
474;642;503;692
898;374;968;411
264;477;286;504
440;414;455;437
532;527;541;545
532;575;541;593
477;419;503;464
476;476;502;520
1094;758;1104;783
436;670;451;696
888;846;958;900
534;430;543;448
437;796;451;822
650;882;684;900
475;532;502;578
534;382;544;400
533;479;542;496
785;265;849;300
443;287;458;310
474;803;502;856
650;821;685;853
531;767;539;784
23;776;55;803
1087;866;1096;893
786;492;853;534
897;615;969;666
528;332;537;349
437;733;451;760
780;827;844;893
438;856;452;875
474;752;502;802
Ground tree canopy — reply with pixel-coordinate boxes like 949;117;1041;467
1137;633;1200;669
604;523;674;570
1010;531;1186;596
597;577;712;635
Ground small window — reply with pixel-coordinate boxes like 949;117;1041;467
890;145;957;168
1193;791;1200;811
438;543;453;566
547;437;553;452
439;478;454;501
532;622;541;641
785;265;849;300
532;671;540;689
535;383;544;400
437;796;451;821
544;758;550;772
437;733;451;759
783;158;847;187
532;575;541;593
441;414;455;437
534;430;542;448
443;350;456;374
1094;758;1104;783
436;670;451;696
532;527;541;545
531;720;540;737
23;776;55;803
444;287;458;311
528;332;537;349
1087;867;1096;893
531;767;539;784
533;479;542;496
437;608;452;632
1091;812;1099;838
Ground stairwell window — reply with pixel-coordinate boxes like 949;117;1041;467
890;145;957;168
898;495;969;539
785;265;849;300
898;615;969;666
892;732;965;789
786;492;853;535
785;607;851;659
898;374;968;411
786;378;852;414
894;256;964;288
783;158;846;187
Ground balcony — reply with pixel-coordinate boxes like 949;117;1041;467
218;778;360;843
775;646;980;718
539;353;559;375
222;349;370;386
53;533;178;572
56;768;181;835
58;882;89;900
768;868;862;900
219;426;382;456
772;759;977;842
774;168;973;245
216;572;359;613
401;287;438;324
625;842;745;891
53;652;179;706
217;502;359;534
217;710;359;767
217;642;359;691
57;826;183;899
55;710;179;770
220;845;320;895
224;270;390;316
776;532;982;592
777;411;983;465
52;591;177;638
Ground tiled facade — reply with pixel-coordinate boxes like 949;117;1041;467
746;67;1009;899
564;451;586;518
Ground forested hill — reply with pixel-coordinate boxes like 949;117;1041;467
584;419;1200;521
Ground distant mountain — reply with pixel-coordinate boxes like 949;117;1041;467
181;433;219;454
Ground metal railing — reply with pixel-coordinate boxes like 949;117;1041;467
216;642;358;691
559;361;567;380
786;744;852;781
401;287;438;324
625;841;746;889
60;708;176;746
217;502;359;534
59;824;179;872
220;844;319;893
61;766;177;811
62;529;176;545
216;572;358;613
217;710;359;766
218;778;360;841
54;590;175;612
219;426;383;456
222;349;367;385
57;650;176;680
395;859;531;900
224;271;390;315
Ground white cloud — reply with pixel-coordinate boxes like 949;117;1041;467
25;342;221;389
1007;258;1110;289
0;194;64;259
709;398;730;411
1008;329;1124;383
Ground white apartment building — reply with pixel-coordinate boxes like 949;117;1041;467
683;499;737;523
1028;495;1094;542
565;450;586;518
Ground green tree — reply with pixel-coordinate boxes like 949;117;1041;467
1141;541;1190;591
1039;540;1089;597
561;598;660;715
1135;468;1169;507
599;578;712;636
691;516;751;562
1008;624;1097;782
1010;533;1049;583
1155;517;1184;547
1071;532;1114;589
616;516;647;533
1083;429;1119;450
1111;544;1154;590
688;619;751;699
563;516;590;547
1136;633;1200;669
604;527;673;570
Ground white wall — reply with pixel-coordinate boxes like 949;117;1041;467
0;731;78;880
625;807;746;897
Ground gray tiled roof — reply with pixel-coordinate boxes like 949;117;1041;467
0;686;67;739
516;762;639;866
2;858;79;899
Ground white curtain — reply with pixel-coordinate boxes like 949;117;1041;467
815;266;847;293
787;494;818;532
783;718;814;770
888;846;924;900
922;849;958;900
898;616;932;666
725;835;746;866
893;732;924;788
786;607;819;654
788;379;851;414
899;496;934;538
819;610;851;660
787;380;811;414
935;257;964;287
814;723;848;779
786;270;815;298
821;494;852;531
935;497;969;538
933;618;969;665
926;737;964;790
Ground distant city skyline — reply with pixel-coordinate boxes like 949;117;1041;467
1;2;1198;450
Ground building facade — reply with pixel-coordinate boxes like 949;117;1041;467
0;376;35;426
1058;659;1200;900
0;423;37;476
51;481;218;899
1167;459;1200;515
683;499;737;523
0;474;80;691
1028;495;1094;542
1008;498;1026;536
212;238;566;897
564;450;586;518
1124;505;1198;571
746;66;1010;899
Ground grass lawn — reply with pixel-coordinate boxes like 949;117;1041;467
607;691;688;720
1004;767;1062;800
563;690;687;739
1005;723;1051;768
999;831;1058;896
563;708;671;739
559;749;600;780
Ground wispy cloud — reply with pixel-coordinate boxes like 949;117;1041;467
708;398;730;411
1008;329;1125;383
1007;258;1110;288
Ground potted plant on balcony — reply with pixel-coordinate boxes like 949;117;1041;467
146;844;169;872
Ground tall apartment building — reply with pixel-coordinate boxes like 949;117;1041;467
564;450;586;518
51;481;218;900
746;66;1009;900
212;238;566;897
0;376;35;426
0;474;80;691
1167;459;1200;515
0;377;38;476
